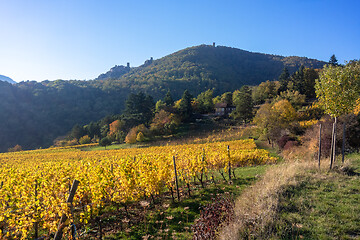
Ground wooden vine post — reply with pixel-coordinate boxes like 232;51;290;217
227;145;231;182
54;179;80;240
173;156;180;201
329;117;337;170
34;180;39;239
342;123;346;164
318;123;322;170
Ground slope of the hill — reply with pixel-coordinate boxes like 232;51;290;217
99;45;326;99
0;44;326;152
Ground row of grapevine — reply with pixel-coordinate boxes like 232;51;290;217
0;139;276;239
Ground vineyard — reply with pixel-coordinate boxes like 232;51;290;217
0;139;276;239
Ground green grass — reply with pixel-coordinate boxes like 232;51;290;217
272;153;360;240
86;164;269;239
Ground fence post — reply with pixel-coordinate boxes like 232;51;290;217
34;180;38;239
227;145;231;182
318;123;322;170
54;179;80;240
173;156;180;201
342;123;346;164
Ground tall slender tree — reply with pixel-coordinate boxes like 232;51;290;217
178;90;193;121
315;61;360;168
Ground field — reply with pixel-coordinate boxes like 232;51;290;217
0;138;276;239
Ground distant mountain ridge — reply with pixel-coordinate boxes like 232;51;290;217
0;75;16;84
0;44;327;152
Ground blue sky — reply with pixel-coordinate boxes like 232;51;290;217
1;0;359;82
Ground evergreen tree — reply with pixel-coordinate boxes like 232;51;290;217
164;90;174;106
232;86;254;123
329;54;338;66
178;90;193;121
279;67;290;92
290;65;305;94
303;68;319;99
124;92;154;126
70;124;85;140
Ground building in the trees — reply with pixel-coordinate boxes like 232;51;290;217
214;103;235;116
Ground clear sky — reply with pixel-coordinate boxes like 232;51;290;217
1;0;359;82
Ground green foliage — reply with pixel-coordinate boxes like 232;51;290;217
329;54;339;66
279;67;290;92
79;135;91;144
99;137;112;149
124;92;155;126
252;80;280;105
315;61;360;117
195;89;214;114
253;100;297;143
71;124;85;140
178;90;193;121
232;86;254;123
276;89;306;110
164;90;174;106
155;100;166;112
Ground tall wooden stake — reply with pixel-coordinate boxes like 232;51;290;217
318;123;322;170
173;156;180;201
34;180;38;239
333;117;337;164
54;179;80;240
227;145;231;182
342;123;346;164
329;119;336;170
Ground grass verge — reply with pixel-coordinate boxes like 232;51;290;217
220;153;360;240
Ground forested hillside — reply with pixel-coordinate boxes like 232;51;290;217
99;45;325;99
0;45;326;152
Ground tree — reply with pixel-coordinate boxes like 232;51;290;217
253;99;296;145
124;92;155;126
329;54;338;66
178;90;193;121
289;65;305;94
155;100;166;113
79;135;91;144
164;90;174;106
303;68;319;99
70;124;85;140
252;80;280;104
195;89;214;114
276;89;306;110
279;67;290;92
232;86;254;123
220;92;233;105
99;137;112;149
315;61;360;168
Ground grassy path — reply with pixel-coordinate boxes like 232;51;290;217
273;153;360;239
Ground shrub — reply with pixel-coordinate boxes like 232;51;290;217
7;144;22;152
79;135;91;144
125;127;138;144
136;132;145;142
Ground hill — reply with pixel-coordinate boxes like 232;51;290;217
0;44;326;152
99;45;326;99
0;74;16;84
